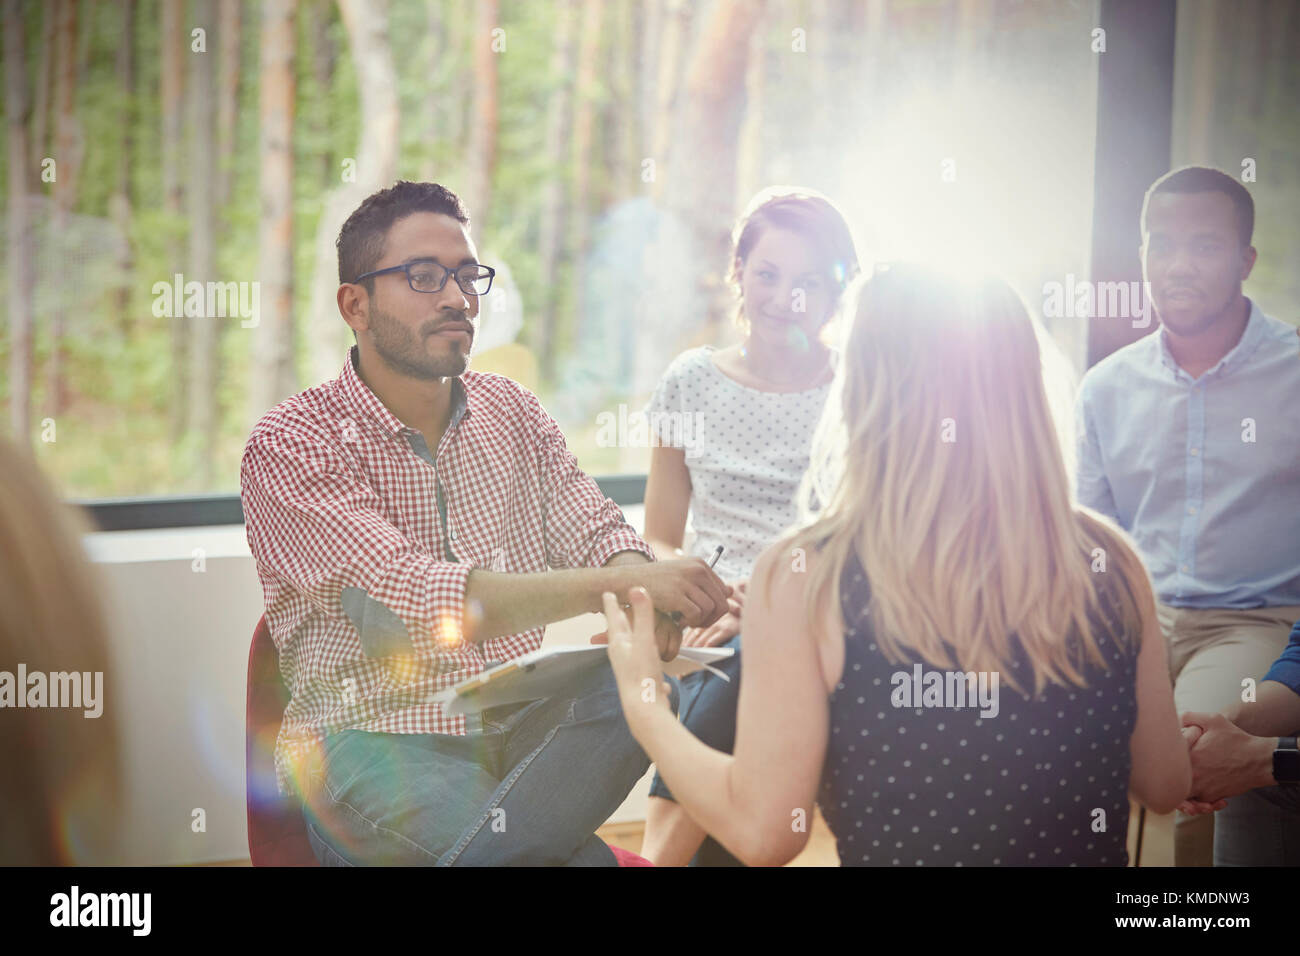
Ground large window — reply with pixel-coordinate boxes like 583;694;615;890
5;1;1108;501
1170;0;1300;328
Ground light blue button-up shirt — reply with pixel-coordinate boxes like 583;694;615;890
1075;299;1300;609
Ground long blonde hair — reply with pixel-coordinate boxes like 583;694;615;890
0;437;121;863
775;264;1149;697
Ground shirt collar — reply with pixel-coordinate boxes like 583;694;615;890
339;345;471;437
1156;297;1266;382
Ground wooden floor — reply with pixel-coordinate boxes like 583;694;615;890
207;799;1175;867
598;796;1175;866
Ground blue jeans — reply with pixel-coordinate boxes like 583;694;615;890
648;633;744;866
302;664;680;865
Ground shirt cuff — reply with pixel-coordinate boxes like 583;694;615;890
1263;664;1300;698
1263;622;1300;695
352;557;473;657
421;560;474;652
591;530;656;568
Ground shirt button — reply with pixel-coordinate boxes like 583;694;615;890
1181;564;1190;573
1187;506;1196;516
1189;448;1199;456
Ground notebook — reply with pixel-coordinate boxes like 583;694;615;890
431;645;735;716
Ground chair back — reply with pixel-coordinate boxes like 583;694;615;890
246;614;319;866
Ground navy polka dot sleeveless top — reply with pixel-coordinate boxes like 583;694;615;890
818;550;1139;866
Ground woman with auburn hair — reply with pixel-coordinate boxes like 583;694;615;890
638;186;861;865
607;263;1191;866
0;437;121;865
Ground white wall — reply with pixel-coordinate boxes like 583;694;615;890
84;506;654;865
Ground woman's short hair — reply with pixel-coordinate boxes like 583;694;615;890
726;186;862;331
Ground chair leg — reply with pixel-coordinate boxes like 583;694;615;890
1134;806;1146;867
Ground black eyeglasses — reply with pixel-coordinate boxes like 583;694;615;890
352;259;495;296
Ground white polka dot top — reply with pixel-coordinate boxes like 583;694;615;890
643;346;831;582
820;548;1140;867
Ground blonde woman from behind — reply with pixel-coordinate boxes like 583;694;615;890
603;264;1191;866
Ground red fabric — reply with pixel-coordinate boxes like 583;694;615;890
246;615;319;866
611;846;655;867
240;345;654;796
248;613;653;868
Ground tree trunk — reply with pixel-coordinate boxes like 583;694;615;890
535;0;576;383
464;0;498;226
807;0;832;143
29;0;54;190
637;0;763;396
75;0;91;75
304;0;398;389
4;0;34;445
611;0;641;201
110;0;136;340
253;0;297;421
48;0;82;418
567;0;602;348
670;0;765;323
438;0;465;158
734;5;766;210
188;0;219;488
1181;0;1220;163
216;0;242;209
639;0;662;168
1233;0;1263;121
418;0;442;182
650;0;691;203
308;0;335;185
161;0;187;438
1261;0;1293;123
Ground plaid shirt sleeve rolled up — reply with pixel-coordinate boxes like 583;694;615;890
240;347;653;796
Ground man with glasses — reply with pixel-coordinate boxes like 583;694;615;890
241;180;731;865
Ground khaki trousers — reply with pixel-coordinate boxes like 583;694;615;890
1158;603;1300;867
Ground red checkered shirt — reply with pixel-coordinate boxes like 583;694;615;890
241;347;653;796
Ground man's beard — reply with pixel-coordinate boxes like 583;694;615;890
369;302;471;380
1155;292;1233;338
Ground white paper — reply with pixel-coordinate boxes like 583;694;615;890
430;645;735;716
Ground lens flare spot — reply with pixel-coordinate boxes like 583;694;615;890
437;614;463;649
785;324;811;353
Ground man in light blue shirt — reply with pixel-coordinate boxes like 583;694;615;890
1076;166;1300;866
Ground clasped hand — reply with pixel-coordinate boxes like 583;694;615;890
1177;711;1266;815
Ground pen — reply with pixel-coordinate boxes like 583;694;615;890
670;545;725;626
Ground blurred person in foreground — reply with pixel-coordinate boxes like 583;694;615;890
0;435;121;865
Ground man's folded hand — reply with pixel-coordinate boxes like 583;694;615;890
613;557;733;628
1177;711;1275;813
